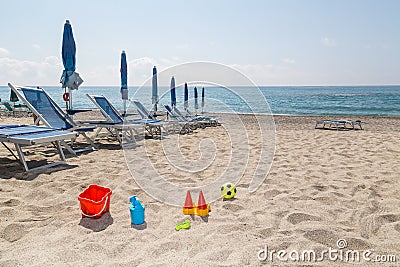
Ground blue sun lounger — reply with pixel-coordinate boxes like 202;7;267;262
0;125;78;171
131;100;187;135
185;109;220;126
164;105;201;131
85;94;164;145
8;83;97;154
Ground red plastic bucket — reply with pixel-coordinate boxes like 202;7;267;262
78;184;112;219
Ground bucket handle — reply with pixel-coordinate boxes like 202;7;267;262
79;196;109;218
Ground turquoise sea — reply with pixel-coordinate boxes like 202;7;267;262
1;85;399;116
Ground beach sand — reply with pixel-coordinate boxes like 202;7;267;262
0;112;399;266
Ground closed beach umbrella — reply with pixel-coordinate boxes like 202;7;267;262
120;50;128;116
201;87;205;113
60;20;83;110
170;76;176;108
194;86;199;111
61;20;76;75
152;66;158;112
184;83;188;110
10;89;18;102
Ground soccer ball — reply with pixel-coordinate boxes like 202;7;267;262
221;183;236;199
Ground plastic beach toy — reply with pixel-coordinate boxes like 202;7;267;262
175;220;191;231
182;190;211;217
78;184;112;219
129;196;145;225
221;182;236;199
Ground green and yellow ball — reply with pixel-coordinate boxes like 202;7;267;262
221;182;236;199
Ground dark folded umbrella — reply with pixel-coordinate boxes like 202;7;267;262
194;87;198;110
10;89;18;102
152;66;158;112
170;76;176;107
201;87;205;113
184;83;188;110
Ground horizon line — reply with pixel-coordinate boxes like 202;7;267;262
2;84;399;87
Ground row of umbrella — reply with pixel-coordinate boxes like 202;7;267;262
60;20;206;115
172;80;205;112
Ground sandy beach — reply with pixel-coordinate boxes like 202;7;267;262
0;112;399;266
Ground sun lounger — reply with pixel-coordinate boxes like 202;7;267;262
0;125;78;171
315;119;363;130
164;105;204;130
83;94;148;147
185;109;220;126
0;101;30;115
8;83;97;154
131;100;187;135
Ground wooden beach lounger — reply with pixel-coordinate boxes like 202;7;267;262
0;125;78;171
315;119;363;130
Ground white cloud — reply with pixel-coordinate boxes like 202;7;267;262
0;56;62;85
32;44;41;49
82;57;182;86
4;55;379;87
0;47;10;56
282;58;295;64
321;37;336;47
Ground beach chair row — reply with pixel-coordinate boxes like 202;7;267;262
1;83;220;171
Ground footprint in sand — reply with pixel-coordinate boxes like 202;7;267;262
151;241;182;258
263;189;283;199
394;223;400;233
256;227;274;238
222;203;244;213
287;213;321;225
350;184;367;196
345;238;371;250
1;223;27;242
1;199;21;207
312;185;328;192
361;213;400;238
303;229;338;247
205;249;232;263
304;229;370;250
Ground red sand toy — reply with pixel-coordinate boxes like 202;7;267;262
182;190;211;217
78;184;112;219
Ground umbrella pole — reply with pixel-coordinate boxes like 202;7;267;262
123;99;126;117
69;88;73;118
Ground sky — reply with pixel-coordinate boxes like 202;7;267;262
0;0;399;86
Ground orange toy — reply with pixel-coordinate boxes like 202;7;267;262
182;190;211;217
183;190;195;215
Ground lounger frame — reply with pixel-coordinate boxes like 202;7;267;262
315;119;363;130
8;83;97;154
0;125;78;171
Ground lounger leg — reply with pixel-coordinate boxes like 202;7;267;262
2;142;20;162
14;143;29;171
94;127;103;138
61;140;76;155
55;141;67;163
81;133;98;150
